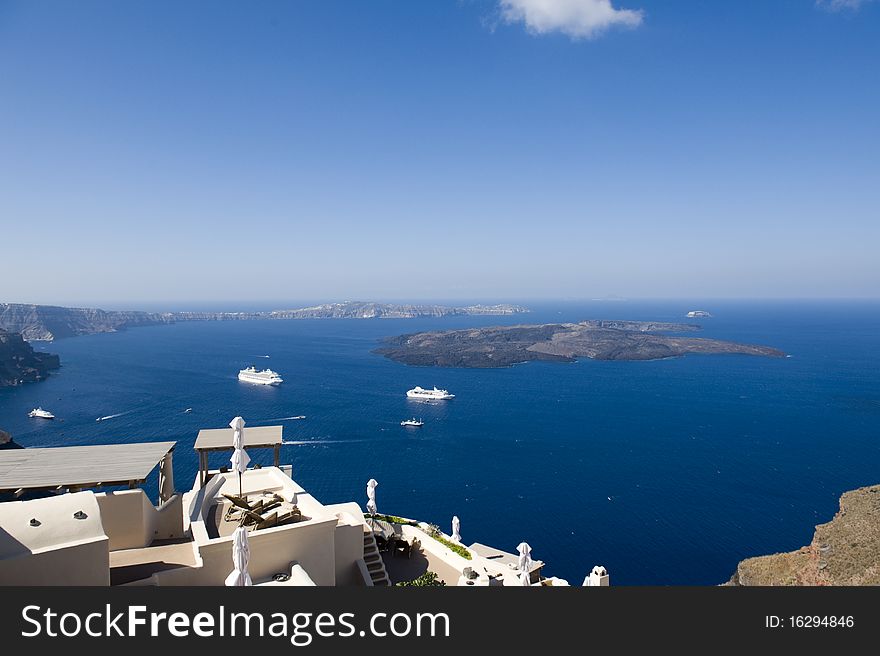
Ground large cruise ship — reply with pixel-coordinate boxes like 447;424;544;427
406;386;455;400
238;366;284;385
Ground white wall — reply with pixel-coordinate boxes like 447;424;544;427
95;489;183;551
153;517;339;586
152;494;184;541
401;524;473;585
0;539;109;585
0;491;109;585
326;503;367;586
157;469;368;586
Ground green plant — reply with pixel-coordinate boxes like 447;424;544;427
421;523;471;559
364;516;471;559
432;534;472;560
396;571;446;587
364;513;417;526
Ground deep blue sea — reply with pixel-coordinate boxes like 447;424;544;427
2;300;879;585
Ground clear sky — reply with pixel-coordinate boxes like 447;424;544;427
1;0;878;306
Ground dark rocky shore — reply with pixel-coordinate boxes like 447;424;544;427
0;329;60;387
375;320;786;368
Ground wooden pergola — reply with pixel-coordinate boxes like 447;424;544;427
193;425;283;486
0;441;177;500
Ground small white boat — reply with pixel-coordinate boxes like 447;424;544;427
28;407;55;419
184;408;193;413
400;418;424;427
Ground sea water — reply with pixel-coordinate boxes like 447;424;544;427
1;300;878;585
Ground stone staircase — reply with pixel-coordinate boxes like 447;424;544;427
363;529;391;586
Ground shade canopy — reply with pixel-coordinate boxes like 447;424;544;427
0;441;176;494
194;425;282;451
452;516;461;543
194;425;282;486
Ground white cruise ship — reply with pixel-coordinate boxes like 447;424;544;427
238;366;284;385
28;407;55;419
406;386;454;400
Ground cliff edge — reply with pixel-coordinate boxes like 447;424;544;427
0;302;529;341
729;484;880;585
0;303;168;341
0;329;61;386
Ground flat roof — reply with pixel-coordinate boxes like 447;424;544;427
0;441;175;493
194;425;283;452
1;492;106;558
469;542;544;572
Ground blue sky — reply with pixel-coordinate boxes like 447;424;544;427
1;0;878;306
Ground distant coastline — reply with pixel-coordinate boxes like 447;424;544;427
0;301;529;342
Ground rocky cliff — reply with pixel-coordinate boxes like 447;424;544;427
728;484;880;585
0;302;529;341
0;329;61;386
265;302;527;319
0;304;169;341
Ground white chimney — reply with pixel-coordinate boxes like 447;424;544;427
584;565;609;587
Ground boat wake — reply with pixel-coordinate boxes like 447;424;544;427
96;411;130;422
282;438;366;445
251;416;307;425
95;399;166;423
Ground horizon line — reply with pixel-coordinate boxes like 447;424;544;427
3;296;880;311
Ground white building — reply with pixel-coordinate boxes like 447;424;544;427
0;424;569;587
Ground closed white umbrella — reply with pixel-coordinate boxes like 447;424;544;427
517;542;533;586
229;416;250;497
158;453;174;503
366;478;378;516
451;516;461;543
225;525;253;586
